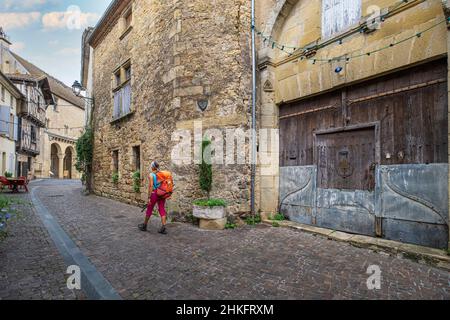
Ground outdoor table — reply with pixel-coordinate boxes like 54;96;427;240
6;178;28;193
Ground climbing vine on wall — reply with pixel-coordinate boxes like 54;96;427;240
75;129;93;184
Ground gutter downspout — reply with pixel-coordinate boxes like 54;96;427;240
251;0;257;216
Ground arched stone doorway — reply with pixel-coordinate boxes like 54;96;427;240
50;143;62;179
63;146;74;179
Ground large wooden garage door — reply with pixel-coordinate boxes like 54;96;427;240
280;58;448;170
279;59;448;245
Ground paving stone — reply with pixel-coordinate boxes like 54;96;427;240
2;179;450;300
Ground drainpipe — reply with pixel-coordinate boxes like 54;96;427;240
443;0;450;249
250;0;257;216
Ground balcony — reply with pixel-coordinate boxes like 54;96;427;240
18;100;46;127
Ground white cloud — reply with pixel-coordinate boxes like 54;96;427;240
0;12;41;29
42;9;99;30
2;0;47;10
56;47;81;56
10;42;26;52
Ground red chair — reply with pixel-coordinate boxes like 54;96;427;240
18;176;29;193
0;176;13;191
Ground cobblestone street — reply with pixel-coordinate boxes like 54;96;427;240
0;179;449;300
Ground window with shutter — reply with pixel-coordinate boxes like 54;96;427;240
322;0;361;39
112;61;132;120
0;105;9;136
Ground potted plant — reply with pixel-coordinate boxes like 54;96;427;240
192;139;227;230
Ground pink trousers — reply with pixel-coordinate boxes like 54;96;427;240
146;192;167;218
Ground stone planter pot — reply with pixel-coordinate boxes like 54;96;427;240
193;205;227;230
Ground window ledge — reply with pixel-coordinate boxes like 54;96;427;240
120;26;133;40
110;110;134;124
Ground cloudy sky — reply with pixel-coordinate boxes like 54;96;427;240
0;0;111;86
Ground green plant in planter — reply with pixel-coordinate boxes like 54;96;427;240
199;139;212;199
132;170;141;193
193;198;227;207
112;172;119;184
4;172;13;178
193;138;227;206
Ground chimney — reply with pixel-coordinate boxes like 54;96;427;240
0;27;11;49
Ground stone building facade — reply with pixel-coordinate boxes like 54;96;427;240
256;0;450;249
0;70;22;177
0;28;85;180
85;0;252;216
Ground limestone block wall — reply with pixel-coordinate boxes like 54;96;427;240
261;0;448;103
91;0;253;217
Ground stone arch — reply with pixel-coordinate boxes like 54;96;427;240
63;146;75;179
50;143;62;178
260;0;301;58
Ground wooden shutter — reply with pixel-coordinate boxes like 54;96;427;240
122;83;131;115
113;90;121;118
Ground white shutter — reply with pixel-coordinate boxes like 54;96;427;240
8;153;14;175
322;0;361;39
13;115;18;141
0;105;9;136
322;0;334;39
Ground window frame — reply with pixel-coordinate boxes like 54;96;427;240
112;60;133;121
132;145;141;173
112;150;119;174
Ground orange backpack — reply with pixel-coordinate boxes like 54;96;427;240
154;171;174;199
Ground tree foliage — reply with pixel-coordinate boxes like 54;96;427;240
75;129;93;175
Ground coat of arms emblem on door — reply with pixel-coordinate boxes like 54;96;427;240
336;149;354;178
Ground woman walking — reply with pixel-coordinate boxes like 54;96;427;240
138;161;172;235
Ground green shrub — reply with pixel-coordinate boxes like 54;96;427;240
245;214;262;226
132;170;141;193
199;139;212;199
0;195;24;241
193;198;227;207
112;172;119;184
271;213;285;221
75;129;93;176
272;222;280;228
225;223;237;230
4;172;13;178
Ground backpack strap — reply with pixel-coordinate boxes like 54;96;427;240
151;173;161;189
